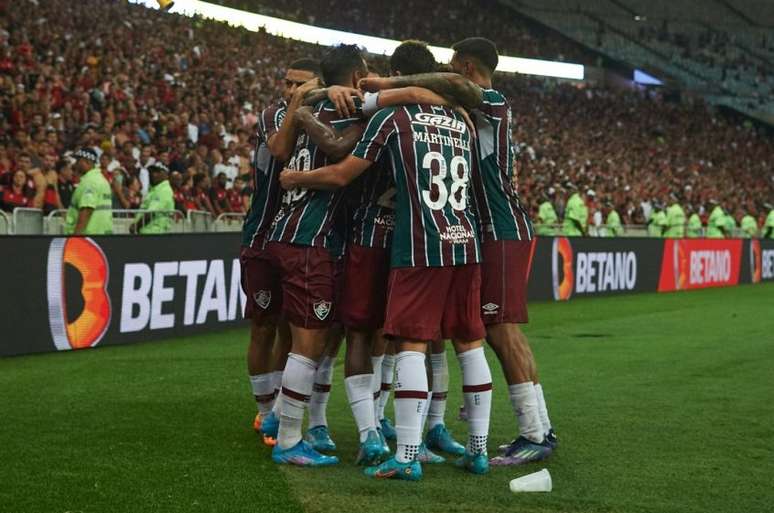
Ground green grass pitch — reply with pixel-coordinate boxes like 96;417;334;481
2;284;773;513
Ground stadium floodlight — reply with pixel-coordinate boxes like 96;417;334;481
129;0;585;80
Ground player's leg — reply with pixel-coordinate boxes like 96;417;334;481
364;267;448;481
443;263;491;475
240;246;281;445
306;324;342;451
376;338;396;439
416;348;445;464
268;243;338;467
424;339;466;456
260;320;291;445
481;240;553;466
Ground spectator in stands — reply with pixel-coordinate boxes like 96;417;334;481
1;170;30;212
56;160;75;210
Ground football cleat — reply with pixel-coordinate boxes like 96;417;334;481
260;411;279;439
425;424;465;456
305;425;336;452
380;418;397;441
356;430;388;466
272;440;339;467
545;428;558;449
416;443;445;464
253;412;263;433
377;428;391;456
490;436;552;466
455;451;489;475
364;457;422;481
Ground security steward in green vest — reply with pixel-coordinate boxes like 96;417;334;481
536;187;559;236
64;148;113;235
130;162;175;234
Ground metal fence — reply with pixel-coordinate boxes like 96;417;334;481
0;208;764;238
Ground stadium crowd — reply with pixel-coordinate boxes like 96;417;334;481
1;0;772;235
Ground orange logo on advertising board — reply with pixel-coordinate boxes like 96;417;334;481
551;237;574;301
47;238;111;350
750;240;761;284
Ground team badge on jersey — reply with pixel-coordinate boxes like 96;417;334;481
254;290;272;310
313;300;332;321
482;303;499;315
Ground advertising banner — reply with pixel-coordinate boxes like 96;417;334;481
0;234;245;357
1;234;771;357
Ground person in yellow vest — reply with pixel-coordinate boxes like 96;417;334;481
562;184;588;237
130;163;175;234
764;203;774;239
603;199;622;237
536;187;559;236
64;148;113;235
706;200;726;239
686;204;703;238
664;194;686;238
647;200;667;237
740;212;758;238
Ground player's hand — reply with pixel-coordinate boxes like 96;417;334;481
279;168;302;190
358;77;388;92
328;86;364;118
454;106;476;138
292;78;321;103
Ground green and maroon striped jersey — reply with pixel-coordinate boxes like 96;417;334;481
352;105;480;268
470;89;533;242
268;99;364;250
241;101;286;248
348;155;394;249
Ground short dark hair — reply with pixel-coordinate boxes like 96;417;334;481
320;44;366;86
390;40;437;75
288;58;320;75
452;37;499;75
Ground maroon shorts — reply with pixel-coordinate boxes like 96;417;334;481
339;245;390;330
240;244;281;322
383;264;485;342
480;239;535;325
265;242;335;329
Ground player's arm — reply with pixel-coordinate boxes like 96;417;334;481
304;85;364;118
267;78;321;161
73;207;93;235
359;73;483;111
279;155;372;191
295;106;365;162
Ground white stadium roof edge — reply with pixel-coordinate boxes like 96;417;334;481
129;0;585;80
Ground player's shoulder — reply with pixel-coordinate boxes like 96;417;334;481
481;88;507;105
261;100;287;122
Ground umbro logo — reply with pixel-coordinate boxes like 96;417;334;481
482;303;499;314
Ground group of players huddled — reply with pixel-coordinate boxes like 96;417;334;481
240;37;556;481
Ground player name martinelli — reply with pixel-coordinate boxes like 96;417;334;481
412;131;470;151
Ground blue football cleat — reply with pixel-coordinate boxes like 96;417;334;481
545;428;558;449
272;440;339;467
425;424;465;456
356;430;388;466
380;418;396;441
455;451;490;475
417;442;445;464
377;427;391;455
261;411;279;438
364;457;422;481
305;425;336;452
490;436;552;466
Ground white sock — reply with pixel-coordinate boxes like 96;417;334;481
345;374;376;443
534;383;553;434
377;354;395;421
308;356;334;428
277;353;316;449
457;347;492;455
271;369;284;415
393;351;427;463
420;391;431;436
508;381;544;444
428;352;449;430
371;355;384;427
249;373;275;416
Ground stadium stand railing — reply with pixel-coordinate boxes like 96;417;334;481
12;208;45;235
214;213;247;232
187;210;214;233
0;211;10;235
